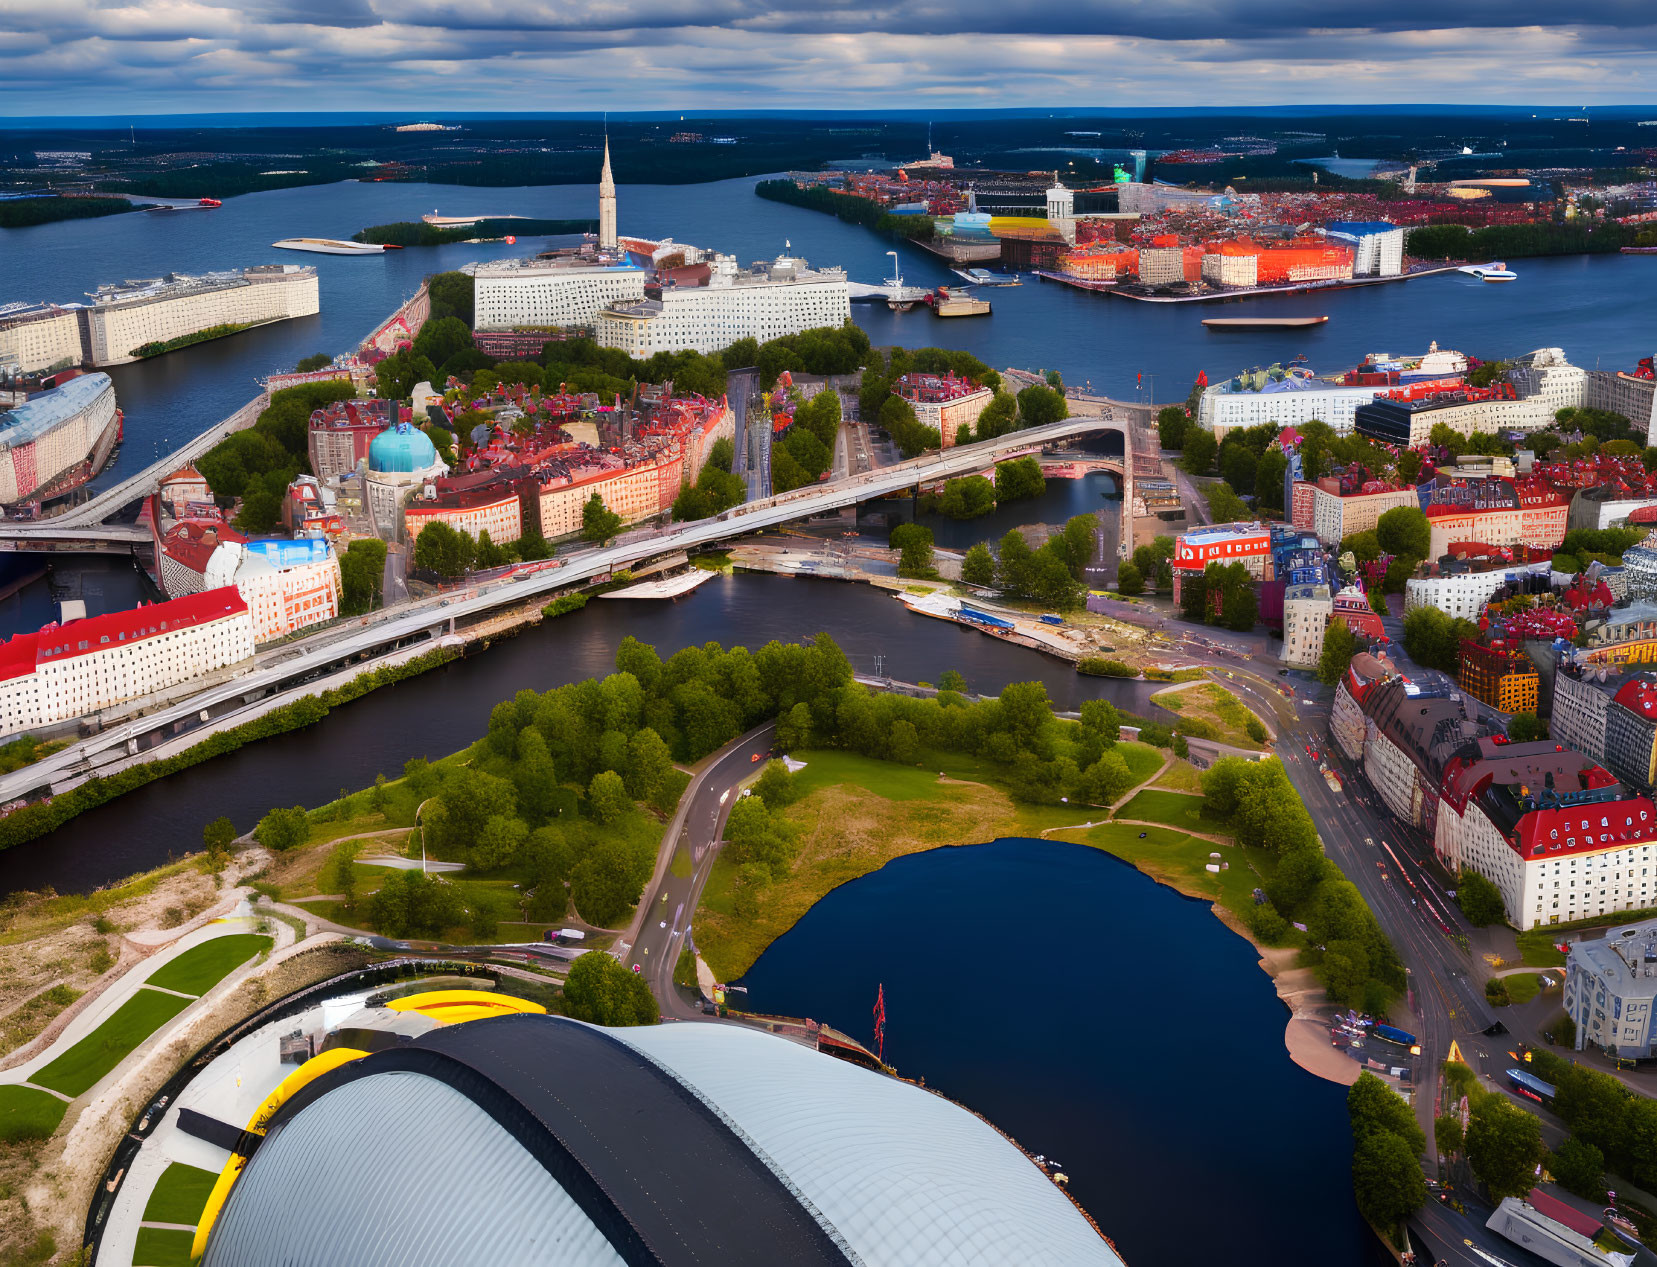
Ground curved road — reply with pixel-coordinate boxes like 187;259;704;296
621;723;777;1019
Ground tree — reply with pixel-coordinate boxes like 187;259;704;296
1157;405;1188;451
1341;531;1382;564
776;700;814;750
523;826;574;921
468;892;501;941
413;521;474;578
1181;428;1217;474
1255;448;1287;513
587;770;631;824
561;950;660;1026
995;529;1034;595
1402;606;1476;673
1220;444;1258;495
372;348;436;402
1466;1095;1546;1199
339;538;388;615
994;457;1046;503
621;727;673;803
1507;713;1544;743
1317;618;1362;686
1547;1137;1606;1201
1376;506;1430;560
254;805;309;853
1205;481;1249;523
203;816;236;854
1116;561;1143;595
471;814;528;871
1352;1130;1428;1232
1435;1116;1465;1158
570;837;644;927
974;391;1017;440
937;475;996;518
581;491;624;544
1015;383;1068;428
1456;869;1507;927
295;352;332;373
1349;1071;1426;1153
1079;751;1134;805
961;543;995;587
890;523;936;578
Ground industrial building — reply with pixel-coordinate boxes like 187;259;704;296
186;995;1125;1266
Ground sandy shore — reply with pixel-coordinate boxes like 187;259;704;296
1259;948;1362;1087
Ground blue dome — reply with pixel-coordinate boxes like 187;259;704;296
368;422;438;474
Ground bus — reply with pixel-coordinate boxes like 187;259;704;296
1506;1068;1557;1107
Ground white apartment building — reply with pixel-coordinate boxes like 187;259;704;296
200;537;341;643
81;266;319;366
1201;251;1258;288
1198;377;1379;440
1326;223;1405;277
0;588;254;736
1403;560;1554;622
0;305;84;377
596;253;850;357
1565;918;1657;1058
1282;583;1333;668
472;257;647;332
1507;348;1588;417
1551;670;1617;773
1434;743;1657;930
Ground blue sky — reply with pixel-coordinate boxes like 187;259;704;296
3;1;1656;112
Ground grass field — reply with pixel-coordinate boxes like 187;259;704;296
142;1162;219;1226
1151;761;1205;793
1115;789;1228;836
1057;820;1294;945
32;988;192;1097
695;750;1089;980
1116;741;1165;784
133;1226;195;1267
1505;973;1543;1006
1151;682;1269;749
1516;928;1569;967
0;1084;68;1141
145;934;272;996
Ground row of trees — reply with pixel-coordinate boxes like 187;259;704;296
923;455;1049;519
755;179;937;244
1347;1073;1428;1238
1529;1047;1657;1192
772;389;844;493
1407;220;1638;261
671;436;745;521
410;518;557;579
960;519;1093;609
1202;756;1405;1011
198;378;354;529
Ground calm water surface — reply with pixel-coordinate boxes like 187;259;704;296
736;839;1388;1267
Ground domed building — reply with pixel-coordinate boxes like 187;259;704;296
364;420;446;536
190;994;1123;1267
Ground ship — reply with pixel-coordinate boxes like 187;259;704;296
1457;261;1517;282
198;198;222;208
1202;315;1328;330
271;238;398;255
883;251;929;311
421;210;527;227
952;267;1022;287
928;286;991;318
145;198;220;213
1338;341;1468;386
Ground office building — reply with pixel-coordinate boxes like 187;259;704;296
1565;918;1657;1058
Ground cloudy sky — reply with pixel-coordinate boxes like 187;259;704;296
3;0;1657;113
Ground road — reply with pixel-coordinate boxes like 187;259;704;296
621;724;777;1018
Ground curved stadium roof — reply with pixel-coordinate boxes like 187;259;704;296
200;1013;1121;1267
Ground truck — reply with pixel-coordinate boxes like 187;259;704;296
1372;1023;1418;1048
544;928;587;944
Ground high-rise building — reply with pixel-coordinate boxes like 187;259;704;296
598;136;618;252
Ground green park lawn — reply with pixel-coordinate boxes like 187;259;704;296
145;934;272;996
1505;973;1543;1006
1151;760;1205;793
133;1226;196;1267
31;988;192;1098
1115;741;1166;784
1059;820;1293;944
1516;928;1569;967
142;1161;219;1226
0;1083;68;1142
1114;789;1228;836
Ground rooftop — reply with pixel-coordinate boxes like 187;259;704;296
0;587;248;681
0;373;114;448
1569;918;1657;994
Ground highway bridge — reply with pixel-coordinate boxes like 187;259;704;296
0;523;150;552
0;412;1126;804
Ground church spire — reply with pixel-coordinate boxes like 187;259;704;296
598;135;618;252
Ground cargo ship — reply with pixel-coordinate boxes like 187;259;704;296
928;286;991;318
272;238;398;255
0;373;122;511
1457;261;1517;282
951;267;1022;287
1202;315;1328;330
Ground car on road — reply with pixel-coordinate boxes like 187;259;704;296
1277;669;1290;676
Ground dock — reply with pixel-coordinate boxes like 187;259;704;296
600;570;718;600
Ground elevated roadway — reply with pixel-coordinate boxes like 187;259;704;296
0;523;150;551
0;413;1125;804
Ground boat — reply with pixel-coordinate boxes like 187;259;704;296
198;197;222;208
1622;246;1657;255
1202;316;1328;330
271;238;394;255
1458;261;1517;282
952;267;1022;287
929;286;991;318
883;251;929;311
421;210;527;227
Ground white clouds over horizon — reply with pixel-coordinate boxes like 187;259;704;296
2;1;1656;111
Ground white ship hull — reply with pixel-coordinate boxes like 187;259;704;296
272;238;387;255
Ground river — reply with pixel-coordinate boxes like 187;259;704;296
735;838;1389;1267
